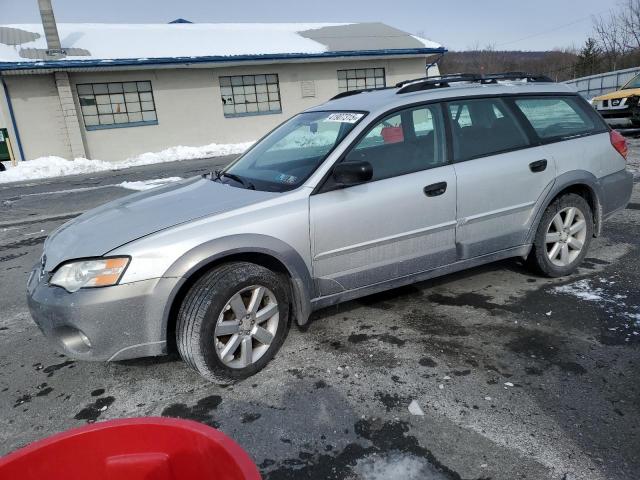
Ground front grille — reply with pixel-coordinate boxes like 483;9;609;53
603;99;609;107
601;111;631;119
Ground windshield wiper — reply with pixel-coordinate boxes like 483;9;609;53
219;171;255;190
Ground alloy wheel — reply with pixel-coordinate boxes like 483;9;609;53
545;206;587;267
214;285;279;369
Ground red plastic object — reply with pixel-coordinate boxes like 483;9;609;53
0;417;261;480
381;125;404;144
610;130;628;160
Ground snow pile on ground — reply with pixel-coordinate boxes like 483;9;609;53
0;141;252;184
355;453;448;479
554;278;640;340
119;177;183;191
554;279;605;301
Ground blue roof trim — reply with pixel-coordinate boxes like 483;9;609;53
0;47;447;71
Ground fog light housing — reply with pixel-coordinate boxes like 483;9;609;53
55;326;92;354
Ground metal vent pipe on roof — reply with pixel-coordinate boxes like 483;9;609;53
37;0;62;51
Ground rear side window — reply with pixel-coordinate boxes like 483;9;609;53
514;97;598;141
446;98;530;162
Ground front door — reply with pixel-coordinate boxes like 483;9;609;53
310;103;457;296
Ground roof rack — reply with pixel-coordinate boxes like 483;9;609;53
395;73;479;88
330;86;392;101
395;72;554;95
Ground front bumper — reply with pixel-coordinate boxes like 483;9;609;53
602;116;633;127
27;269;181;361
596;104;640;127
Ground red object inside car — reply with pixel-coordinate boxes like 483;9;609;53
381;126;404;144
0;417;261;480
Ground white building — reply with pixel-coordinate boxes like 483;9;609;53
0;19;444;162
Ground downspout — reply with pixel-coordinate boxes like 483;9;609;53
1;77;25;161
426;52;444;76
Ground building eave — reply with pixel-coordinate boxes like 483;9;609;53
0;47;447;73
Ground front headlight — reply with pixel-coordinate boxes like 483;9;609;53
50;257;130;293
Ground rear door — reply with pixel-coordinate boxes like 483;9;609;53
310;103;457;296
447;96;556;259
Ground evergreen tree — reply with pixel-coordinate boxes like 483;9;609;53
575;38;602;77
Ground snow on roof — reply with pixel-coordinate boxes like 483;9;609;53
0;22;443;69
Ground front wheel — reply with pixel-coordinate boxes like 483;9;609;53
176;262;290;384
527;193;593;277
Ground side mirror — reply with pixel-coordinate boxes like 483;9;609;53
332;161;373;186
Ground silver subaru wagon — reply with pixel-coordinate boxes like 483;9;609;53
27;74;633;383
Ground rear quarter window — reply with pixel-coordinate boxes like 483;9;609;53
514;96;602;141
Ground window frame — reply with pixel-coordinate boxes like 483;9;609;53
443;96;535;163
337;68;386;92
76;80;158;131
313;92;610;193
314;100;448;194
441;92;609;165
219;73;282;118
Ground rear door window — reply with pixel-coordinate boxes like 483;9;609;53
446;98;530;162
514;97;599;141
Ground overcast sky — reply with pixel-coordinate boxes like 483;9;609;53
2;0;620;51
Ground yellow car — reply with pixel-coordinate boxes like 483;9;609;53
591;73;640;127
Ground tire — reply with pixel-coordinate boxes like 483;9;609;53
177;262;290;384
527;193;593;277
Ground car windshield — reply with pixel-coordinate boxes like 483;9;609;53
622;73;640;90
221;111;366;192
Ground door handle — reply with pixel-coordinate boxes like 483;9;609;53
529;159;547;173
423;182;447;197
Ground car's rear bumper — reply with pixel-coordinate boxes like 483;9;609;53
599;168;634;218
26;269;180;361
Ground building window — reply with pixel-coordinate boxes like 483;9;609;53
338;68;385;92
77;81;158;130
220;74;282;117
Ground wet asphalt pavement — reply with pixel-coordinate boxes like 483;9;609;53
0;145;639;480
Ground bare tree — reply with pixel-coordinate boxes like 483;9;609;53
620;0;640;50
593;9;627;70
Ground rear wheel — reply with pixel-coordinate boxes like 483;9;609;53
177;262;290;384
527;193;593;277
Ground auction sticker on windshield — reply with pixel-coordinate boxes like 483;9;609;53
325;113;364;123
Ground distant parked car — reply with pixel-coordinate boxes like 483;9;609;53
590;72;640;127
28;73;633;383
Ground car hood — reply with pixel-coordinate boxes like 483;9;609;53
43;176;279;271
594;88;640;101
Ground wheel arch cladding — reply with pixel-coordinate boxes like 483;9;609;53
161;234;314;350
527;170;603;243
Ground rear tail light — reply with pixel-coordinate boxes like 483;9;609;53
610;130;628;160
